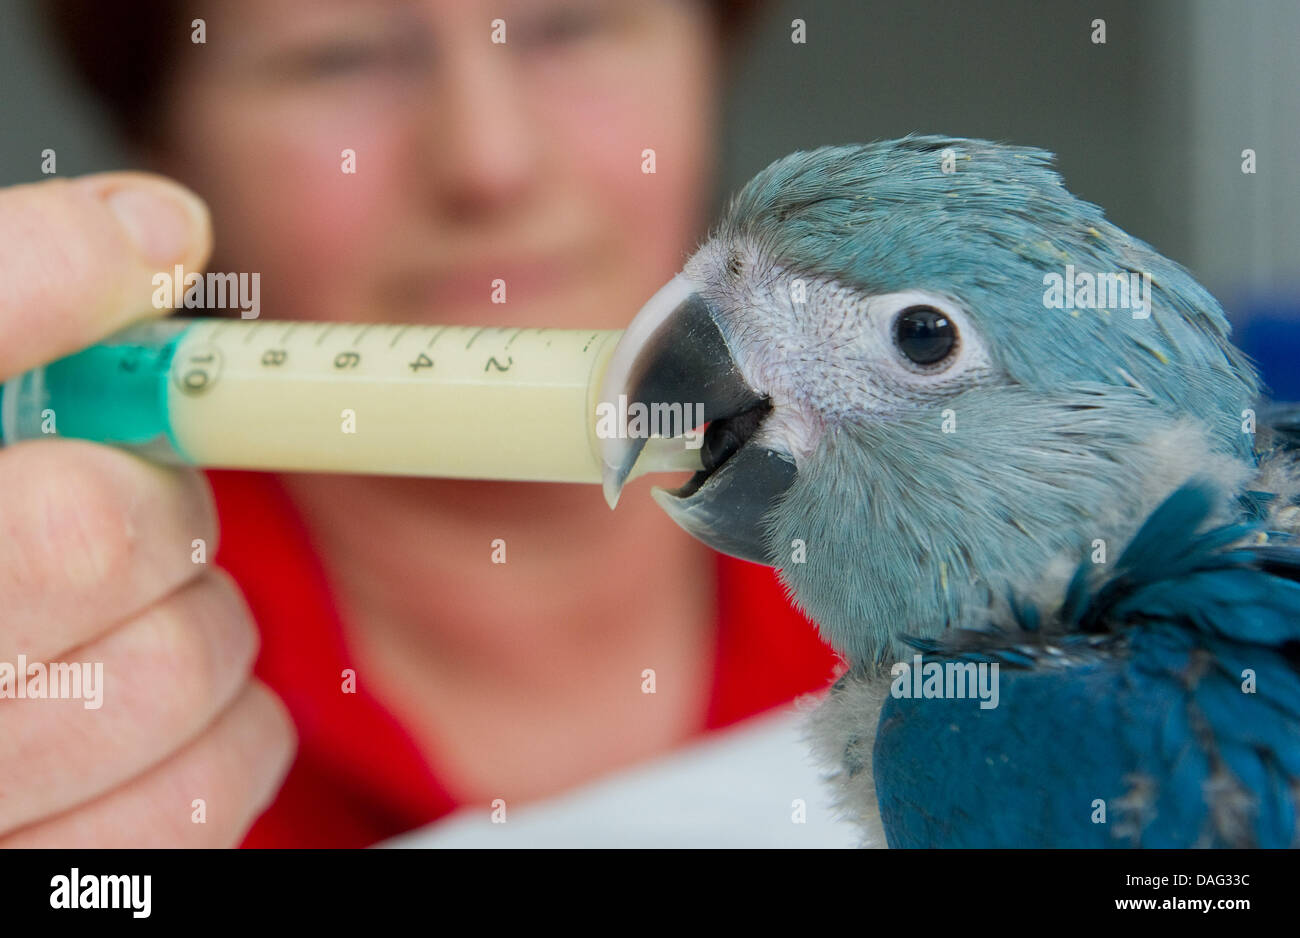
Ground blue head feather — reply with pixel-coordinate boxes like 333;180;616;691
719;136;1257;450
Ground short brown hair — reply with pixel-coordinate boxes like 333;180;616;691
42;0;766;144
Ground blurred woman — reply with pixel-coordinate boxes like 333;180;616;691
22;0;838;846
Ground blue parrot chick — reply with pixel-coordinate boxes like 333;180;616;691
599;136;1300;847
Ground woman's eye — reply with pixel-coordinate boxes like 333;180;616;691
517;4;611;47
894;306;958;366
295;43;388;76
283;33;429;80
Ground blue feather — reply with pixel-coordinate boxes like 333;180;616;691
874;483;1300;847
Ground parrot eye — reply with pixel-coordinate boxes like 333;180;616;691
894;306;958;366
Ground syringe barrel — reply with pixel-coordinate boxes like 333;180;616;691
0;318;690;483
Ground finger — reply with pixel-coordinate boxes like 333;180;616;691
0;172;211;379
0;438;218;663
0;569;257;834
0;681;296;848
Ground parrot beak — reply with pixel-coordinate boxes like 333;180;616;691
599;274;797;566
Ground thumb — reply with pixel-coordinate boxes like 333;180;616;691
0;171;212;379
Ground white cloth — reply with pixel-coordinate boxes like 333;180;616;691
384;707;861;848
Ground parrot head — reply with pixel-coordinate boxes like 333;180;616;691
601;136;1260;665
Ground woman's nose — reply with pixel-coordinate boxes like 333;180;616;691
423;46;540;217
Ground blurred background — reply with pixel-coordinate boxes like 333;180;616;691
2;0;1296;392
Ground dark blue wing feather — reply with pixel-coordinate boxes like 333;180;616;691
873;479;1300;847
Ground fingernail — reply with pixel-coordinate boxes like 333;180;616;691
104;184;208;267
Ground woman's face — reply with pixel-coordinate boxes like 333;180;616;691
155;0;720;329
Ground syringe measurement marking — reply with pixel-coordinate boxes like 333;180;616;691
333;350;361;370
175;346;220;396
407;327;436;373
176;321;613;385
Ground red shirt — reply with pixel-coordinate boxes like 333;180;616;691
205;470;841;848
